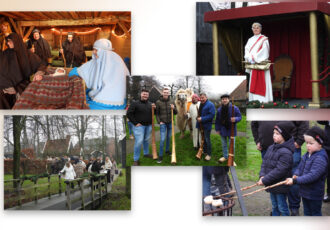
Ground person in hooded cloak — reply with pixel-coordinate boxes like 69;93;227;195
60;32;86;67
26;29;52;66
68;38;129;110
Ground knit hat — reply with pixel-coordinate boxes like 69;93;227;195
192;94;200;101
274;121;294;141
220;93;230;99
305;126;325;145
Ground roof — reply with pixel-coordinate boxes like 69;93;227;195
204;1;329;23
42;135;72;155
230;79;247;101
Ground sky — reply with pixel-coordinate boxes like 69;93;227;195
153;75;246;99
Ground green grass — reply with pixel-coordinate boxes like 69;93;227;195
127;131;246;166
236;121;308;182
98;169;131;210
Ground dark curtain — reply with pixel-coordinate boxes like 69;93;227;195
219;24;243;73
262;16;329;99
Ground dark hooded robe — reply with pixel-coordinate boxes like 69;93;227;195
27;31;52;66
0;49;25;109
7;33;45;78
62;34;86;67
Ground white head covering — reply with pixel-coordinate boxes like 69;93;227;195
77;39;129;105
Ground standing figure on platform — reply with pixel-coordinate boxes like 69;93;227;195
27;29;52;66
60;32;86;67
244;22;273;103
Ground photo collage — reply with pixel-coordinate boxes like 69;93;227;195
1;1;330;220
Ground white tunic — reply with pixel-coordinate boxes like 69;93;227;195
244;34;273;103
188;101;201;148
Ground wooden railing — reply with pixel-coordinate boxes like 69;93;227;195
4;174;64;208
64;174;109;210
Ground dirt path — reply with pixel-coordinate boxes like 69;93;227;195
232;180;330;216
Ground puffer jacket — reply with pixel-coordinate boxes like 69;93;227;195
155;96;177;124
294;148;328;200
259;137;295;193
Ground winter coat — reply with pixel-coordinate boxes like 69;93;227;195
291;121;309;147
127;99;152;126
317;121;330;152
215;103;242;137
294;148;328;200
251;121;278;151
259;137;295;193
74;161;86;178
60;164;76;180
196;100;215;131
155;96;177;124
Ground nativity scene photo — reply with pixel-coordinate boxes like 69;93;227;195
0;11;131;110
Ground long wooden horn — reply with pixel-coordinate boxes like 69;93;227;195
227;97;235;166
151;106;158;159
171;107;176;164
196;115;204;160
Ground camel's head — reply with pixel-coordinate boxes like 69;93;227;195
175;89;187;107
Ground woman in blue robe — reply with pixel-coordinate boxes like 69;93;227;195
69;39;129;110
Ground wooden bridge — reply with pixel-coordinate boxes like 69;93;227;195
5;170;121;210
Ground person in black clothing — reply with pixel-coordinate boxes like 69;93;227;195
60;32;86;67
251;121;277;159
317;121;330;203
127;89;153;165
26;29;52;66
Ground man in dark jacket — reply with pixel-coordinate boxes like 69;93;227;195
258;121;295;216
155;87;177;163
197;93;215;161
127;89;153;165
215;94;242;163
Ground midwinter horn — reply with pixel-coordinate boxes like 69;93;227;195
171;107;176;164
196;118;204;160
151;106;158;159
227;98;235;166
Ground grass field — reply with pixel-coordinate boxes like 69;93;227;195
126;130;246;166
98;168;131;210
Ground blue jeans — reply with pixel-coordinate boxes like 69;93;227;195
270;193;290;216
203;129;212;156
132;125;152;161
220;136;235;159
159;123;171;157
288;148;301;210
128;121;134;135
302;198;322;216
202;167;211;197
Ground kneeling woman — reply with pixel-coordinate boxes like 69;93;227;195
69;39;129;110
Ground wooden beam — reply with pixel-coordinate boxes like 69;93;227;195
16;21;24;37
8;17;21;36
18;17;120;27
0;12;20;20
23;26;35;42
69;12;80;20
117;21;131;38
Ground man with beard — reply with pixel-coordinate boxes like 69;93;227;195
187;94;201;150
127;89;153;165
215;94;242;163
27;29;52;66
60;32;86;67
197;93;216;161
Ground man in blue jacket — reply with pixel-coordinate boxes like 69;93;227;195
197;93;215;161
215;94;242;163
